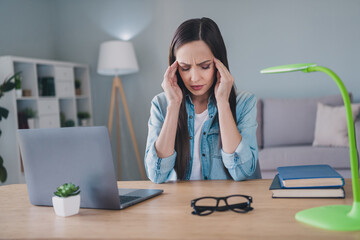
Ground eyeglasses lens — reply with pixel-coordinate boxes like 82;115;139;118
194;198;217;215
227;196;251;212
195;198;217;207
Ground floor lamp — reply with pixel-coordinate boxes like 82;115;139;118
97;40;146;180
261;63;360;231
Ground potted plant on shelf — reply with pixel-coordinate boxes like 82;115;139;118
75;79;81;96
77;112;90;126
60;112;75;128
14;73;22;98
23;107;37;129
65;120;75;127
52;182;81;217
0;72;20;183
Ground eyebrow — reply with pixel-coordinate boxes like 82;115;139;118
178;60;212;66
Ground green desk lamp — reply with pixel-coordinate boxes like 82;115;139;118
260;63;360;231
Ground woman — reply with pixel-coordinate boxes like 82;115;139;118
145;17;258;183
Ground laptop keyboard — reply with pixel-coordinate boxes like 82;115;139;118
119;195;141;204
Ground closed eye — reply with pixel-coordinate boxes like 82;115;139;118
180;67;190;71
202;64;210;70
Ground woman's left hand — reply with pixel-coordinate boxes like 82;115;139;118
214;58;234;104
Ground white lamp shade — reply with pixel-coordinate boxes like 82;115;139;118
97;41;139;76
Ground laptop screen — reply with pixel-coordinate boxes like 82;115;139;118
18;126;121;209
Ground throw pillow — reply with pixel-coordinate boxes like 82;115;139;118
313;102;360;147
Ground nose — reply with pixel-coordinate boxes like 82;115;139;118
190;69;201;83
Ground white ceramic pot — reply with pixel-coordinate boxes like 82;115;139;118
27;118;35;129
16;89;22;98
80;119;88;126
52;194;80;217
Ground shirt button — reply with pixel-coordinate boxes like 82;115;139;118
210;115;213;118
204;176;208;180
189;115;193;119
202;153;205;157
203;132;206;135
189;136;193;140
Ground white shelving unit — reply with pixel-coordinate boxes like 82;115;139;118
0;56;93;185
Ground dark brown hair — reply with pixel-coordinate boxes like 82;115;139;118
169;17;237;180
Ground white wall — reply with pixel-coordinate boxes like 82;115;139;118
1;0;359;181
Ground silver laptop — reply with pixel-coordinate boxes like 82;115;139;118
18;126;163;209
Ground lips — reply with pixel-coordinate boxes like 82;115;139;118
191;85;204;91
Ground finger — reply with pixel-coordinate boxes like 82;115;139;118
164;66;171;79
169;61;179;83
214;58;231;77
170;60;178;68
214;58;230;78
169;61;178;75
214;58;233;83
164;61;178;78
163;66;171;83
214;58;227;79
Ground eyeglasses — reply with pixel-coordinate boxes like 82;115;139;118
191;194;253;216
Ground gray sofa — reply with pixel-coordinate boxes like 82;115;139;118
256;94;360;179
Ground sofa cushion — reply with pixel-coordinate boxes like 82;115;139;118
313;102;360;147
258;145;350;171
262;94;349;147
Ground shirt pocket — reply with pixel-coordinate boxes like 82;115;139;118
207;128;222;158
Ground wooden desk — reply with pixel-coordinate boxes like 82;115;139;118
0;179;359;239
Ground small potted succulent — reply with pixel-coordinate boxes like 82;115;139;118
52;182;81;217
14;73;22;98
77;112;90;126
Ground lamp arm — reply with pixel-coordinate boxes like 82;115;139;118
306;66;360;205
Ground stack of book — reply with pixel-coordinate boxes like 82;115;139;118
269;164;345;198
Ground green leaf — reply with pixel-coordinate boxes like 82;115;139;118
54;183;80;197
0;165;7;183
1;82;15;92
0;107;9;121
0;72;20;93
69;190;80;196
54;192;61;197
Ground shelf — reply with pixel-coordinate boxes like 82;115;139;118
38;96;57;100
14;61;38;97
16;97;37;101
0;55;93;185
59;99;76;127
74;67;90;97
59;97;76;100
75;95;88;100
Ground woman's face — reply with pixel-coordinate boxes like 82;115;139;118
175;40;215;99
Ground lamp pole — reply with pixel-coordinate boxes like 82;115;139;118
305;66;359;203
261;63;360;231
97;40;146;180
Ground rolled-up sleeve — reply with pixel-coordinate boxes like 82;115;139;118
144;96;176;183
221;93;258;181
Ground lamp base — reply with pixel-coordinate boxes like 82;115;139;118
295;204;360;231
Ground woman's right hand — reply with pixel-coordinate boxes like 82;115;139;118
161;61;183;107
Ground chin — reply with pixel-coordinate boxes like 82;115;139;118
188;88;211;98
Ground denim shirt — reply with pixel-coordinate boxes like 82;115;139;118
144;91;258;183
